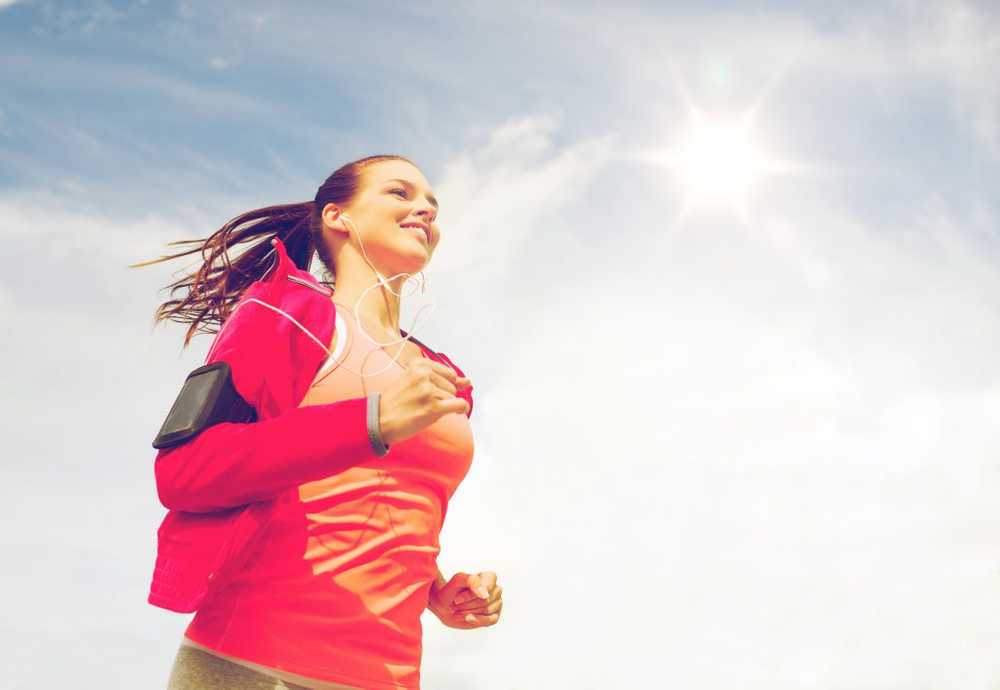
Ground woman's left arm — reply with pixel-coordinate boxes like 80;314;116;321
427;567;503;629
432;566;447;594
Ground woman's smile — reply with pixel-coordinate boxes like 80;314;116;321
401;224;430;244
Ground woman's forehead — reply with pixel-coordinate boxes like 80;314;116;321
366;160;428;186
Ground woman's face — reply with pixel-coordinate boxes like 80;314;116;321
325;159;441;274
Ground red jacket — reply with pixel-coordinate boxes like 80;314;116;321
148;237;473;613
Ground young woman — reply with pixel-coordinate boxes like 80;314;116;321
135;155;503;689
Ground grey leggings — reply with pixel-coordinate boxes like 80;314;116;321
167;645;315;690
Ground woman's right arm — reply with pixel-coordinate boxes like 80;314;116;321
153;293;380;514
152;294;469;514
153;395;376;513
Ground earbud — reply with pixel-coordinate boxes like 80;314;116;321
337;212;354;235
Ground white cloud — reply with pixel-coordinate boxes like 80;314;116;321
420;114;1000;687
426;112;617;280
29;0;126;33
1;50;276;120
523;1;1000;163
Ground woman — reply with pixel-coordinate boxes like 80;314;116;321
135;155;503;689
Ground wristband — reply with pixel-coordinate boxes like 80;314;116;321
367;391;390;456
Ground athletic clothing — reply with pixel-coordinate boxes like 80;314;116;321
182;298;475;690
168;641;355;689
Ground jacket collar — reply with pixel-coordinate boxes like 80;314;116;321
261;236;333;297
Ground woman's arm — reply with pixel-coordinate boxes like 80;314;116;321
154;396;378;513
154;288;387;513
428;565;447;617
433;566;447;593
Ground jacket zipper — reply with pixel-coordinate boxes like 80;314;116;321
287;274;332;295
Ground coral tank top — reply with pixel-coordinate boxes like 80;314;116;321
183;298;476;690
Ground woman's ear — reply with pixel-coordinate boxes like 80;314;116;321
321;203;349;237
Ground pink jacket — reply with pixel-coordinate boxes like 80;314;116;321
148;237;473;613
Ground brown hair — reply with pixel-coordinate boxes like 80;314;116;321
129;154;414;348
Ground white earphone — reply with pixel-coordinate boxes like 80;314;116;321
333;211;435;378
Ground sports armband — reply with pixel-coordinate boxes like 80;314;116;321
152;361;257;449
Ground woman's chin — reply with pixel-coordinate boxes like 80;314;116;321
390;250;430;277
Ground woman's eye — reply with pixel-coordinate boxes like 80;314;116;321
390;188;407;198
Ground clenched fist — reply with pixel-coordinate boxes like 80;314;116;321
428;571;503;629
377;358;471;446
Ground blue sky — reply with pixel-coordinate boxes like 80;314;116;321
3;1;1000;688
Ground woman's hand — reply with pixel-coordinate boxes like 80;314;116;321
428;571;503;629
379;359;471;446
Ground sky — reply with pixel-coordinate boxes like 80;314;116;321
2;0;1000;688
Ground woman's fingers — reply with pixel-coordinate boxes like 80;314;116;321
445;572;502;627
428;369;460;396
453;574;498;605
455;596;502;617
453;585;502;612
421;359;470;390
462;611;500;626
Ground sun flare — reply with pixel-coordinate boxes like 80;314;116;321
675;119;767;208
636;103;797;223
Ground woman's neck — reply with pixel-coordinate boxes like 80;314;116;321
330;269;407;338
327;240;423;338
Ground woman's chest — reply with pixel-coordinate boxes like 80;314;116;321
388;339;426;368
325;322;426;370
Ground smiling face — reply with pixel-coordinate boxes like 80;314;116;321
321;159;441;276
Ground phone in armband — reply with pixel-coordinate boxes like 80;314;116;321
152;361;257;449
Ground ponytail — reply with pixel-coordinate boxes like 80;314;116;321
130;153;413;349
128;201;317;349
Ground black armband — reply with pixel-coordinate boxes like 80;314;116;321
152;361;257;450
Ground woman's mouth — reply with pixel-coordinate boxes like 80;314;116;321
400;224;430;243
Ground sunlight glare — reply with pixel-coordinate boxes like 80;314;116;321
676;119;766;207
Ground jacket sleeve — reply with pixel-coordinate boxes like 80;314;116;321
154;396;378;513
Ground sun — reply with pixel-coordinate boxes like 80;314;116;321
627;61;816;223
674;118;768;210
642;109;788;223
632;89;804;224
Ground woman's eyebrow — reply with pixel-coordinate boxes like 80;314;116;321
386;178;438;209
